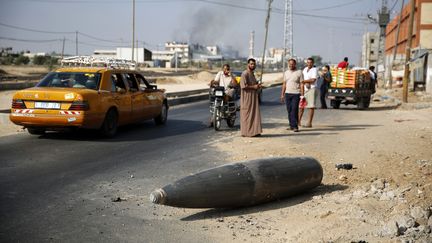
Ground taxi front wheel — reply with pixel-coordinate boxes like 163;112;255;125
100;109;118;137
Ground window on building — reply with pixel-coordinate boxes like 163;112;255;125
371;39;375;43
370;51;375;55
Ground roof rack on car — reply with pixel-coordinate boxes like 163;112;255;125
61;56;136;70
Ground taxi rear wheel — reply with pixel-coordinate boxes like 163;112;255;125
100;109;118;137
27;127;46;135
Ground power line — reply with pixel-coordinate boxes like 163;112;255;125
294;13;367;24
0;22;75;34
0;22;129;44
0;36;62;43
295;0;366;12
389;0;400;12
78;32;125;44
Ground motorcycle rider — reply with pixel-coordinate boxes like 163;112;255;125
208;64;237;127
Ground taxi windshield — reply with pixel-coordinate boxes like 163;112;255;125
37;72;101;90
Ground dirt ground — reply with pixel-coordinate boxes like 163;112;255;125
1;67;431;242
203;88;432;242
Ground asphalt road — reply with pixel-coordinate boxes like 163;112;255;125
0;87;340;242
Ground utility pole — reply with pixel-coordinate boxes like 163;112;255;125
132;0;135;62
403;0;415;103
61;37;65;59
282;0;293;77
260;0;273;83
389;0;405;89
249;31;255;58
376;0;389;87
75;31;78;56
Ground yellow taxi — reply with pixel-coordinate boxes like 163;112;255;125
10;57;168;137
232;71;242;84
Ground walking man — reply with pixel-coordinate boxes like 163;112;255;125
280;58;303;132
299;57;318;128
240;58;262;137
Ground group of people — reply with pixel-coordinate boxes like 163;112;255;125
280;57;331;132
208;56;377;137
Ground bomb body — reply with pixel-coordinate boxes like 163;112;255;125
150;157;323;208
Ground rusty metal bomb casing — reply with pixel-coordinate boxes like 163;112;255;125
150;157;323;208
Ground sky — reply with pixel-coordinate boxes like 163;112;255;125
0;0;404;65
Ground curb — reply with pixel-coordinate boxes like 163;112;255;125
0;81;39;90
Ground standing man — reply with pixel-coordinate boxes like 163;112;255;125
299;57;318;128
280;58;303;132
337;57;349;69
240;58;262;137
318;65;331;109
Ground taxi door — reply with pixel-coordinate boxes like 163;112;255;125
123;73;151;121
109;73;132;124
135;73;160;117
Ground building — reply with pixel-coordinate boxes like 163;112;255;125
165;42;191;63
151;50;176;68
268;48;285;63
361;32;379;68
385;0;432;92
93;48;152;64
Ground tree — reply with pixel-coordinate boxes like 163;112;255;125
0;56;14;65
14;55;30;65
33;55;47;65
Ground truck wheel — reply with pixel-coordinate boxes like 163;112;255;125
357;97;369;110
364;97;371;108
331;100;341;109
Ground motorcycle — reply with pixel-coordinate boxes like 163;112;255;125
209;86;237;131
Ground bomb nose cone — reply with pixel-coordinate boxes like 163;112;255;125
150;188;167;205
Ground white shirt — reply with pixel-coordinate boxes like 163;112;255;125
302;67;318;91
214;71;233;90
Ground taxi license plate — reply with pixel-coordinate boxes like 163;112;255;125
35;102;61;109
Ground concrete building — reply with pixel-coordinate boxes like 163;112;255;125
93;50;116;58
385;0;432;92
165;42;191;63
206;46;219;56
151;50;176;68
93;48;152;64
361;32;379;68
268;48;285;63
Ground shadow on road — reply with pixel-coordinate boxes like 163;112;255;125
260;101;283;106
331;105;398;111
36;119;207;142
180;183;348;221
299;124;382;133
